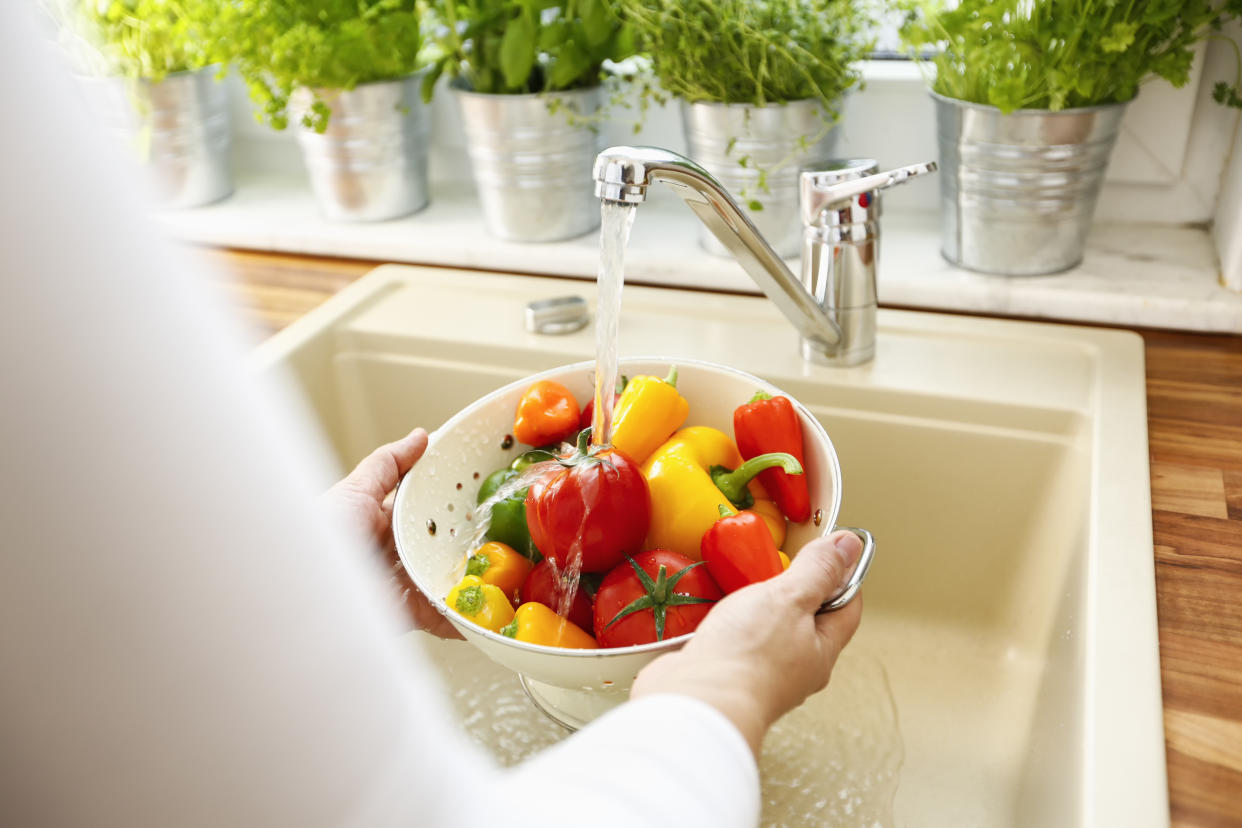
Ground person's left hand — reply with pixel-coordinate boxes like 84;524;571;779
323;427;461;638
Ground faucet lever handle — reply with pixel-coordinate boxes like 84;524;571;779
800;160;938;225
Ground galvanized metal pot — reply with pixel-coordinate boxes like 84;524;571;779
454;85;602;242
291;75;431;222
681;99;838;259
933;92;1128;276
94;67;233;209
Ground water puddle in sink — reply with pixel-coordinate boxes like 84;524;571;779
759;651;903;826
419;635;903;826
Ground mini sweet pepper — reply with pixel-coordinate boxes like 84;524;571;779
734;392;811;522
465;541;533;604
641;426;803;560
701;504;786;594
610;367;689;465
514;380;581;447
446;574;515;632
500;602;597;649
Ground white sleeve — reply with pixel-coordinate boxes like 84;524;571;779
0;6;759;828
498;694;760;826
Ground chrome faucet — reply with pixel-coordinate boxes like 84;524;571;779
592;146;936;366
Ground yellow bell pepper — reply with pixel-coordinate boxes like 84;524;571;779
610;366;690;466
465;541;532;604
500;602;598;649
641;426;802;560
778;551;791;570
446;575;515;632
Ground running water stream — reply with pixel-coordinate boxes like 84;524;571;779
464;202;638;622
589;202;636;447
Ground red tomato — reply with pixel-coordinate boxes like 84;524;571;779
593;550;721;647
525;432;650;573
519;560;594;631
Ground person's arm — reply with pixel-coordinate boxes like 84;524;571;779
0;8;858;827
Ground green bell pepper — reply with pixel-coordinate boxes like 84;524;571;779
476;464;543;562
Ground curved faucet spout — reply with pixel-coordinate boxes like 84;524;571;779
592;146;844;352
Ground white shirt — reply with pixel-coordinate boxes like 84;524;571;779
0;5;760;825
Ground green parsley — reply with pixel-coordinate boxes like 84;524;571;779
901;0;1242;113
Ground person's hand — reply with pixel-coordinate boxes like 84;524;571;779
323;427;461;639
630;530;864;756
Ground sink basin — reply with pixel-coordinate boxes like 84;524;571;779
253;264;1165;826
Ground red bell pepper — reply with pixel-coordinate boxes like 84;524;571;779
733;392;811;522
701;504;785;594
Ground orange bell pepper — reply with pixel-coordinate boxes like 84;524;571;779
513;380;581;447
749;498;787;550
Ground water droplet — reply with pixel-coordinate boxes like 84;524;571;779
813;508;824;527
501;434;515;450
426;519;437;536
456;482;463;491
472;472;480;480
465;512;473;521
447;503;455;512
449;528;456;538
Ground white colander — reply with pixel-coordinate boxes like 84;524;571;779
392;357;852;728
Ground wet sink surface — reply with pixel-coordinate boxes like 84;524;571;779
255;264;1165;826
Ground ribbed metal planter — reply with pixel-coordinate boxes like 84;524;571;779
291;75;431;222
95;67;233;209
682;99;838;259
455;85;602;242
934;92;1128;276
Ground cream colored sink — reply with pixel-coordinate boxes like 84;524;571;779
254;264;1165;826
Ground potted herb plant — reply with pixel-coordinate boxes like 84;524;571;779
228;0;428;222
62;0;233;208
903;0;1242;276
613;0;872;257
426;0;636;242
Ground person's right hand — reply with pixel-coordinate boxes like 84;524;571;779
629;530;864;757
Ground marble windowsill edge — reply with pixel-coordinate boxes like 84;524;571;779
156;172;1242;336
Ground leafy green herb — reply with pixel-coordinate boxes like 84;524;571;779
608;0;874;112
54;0;220;80
901;0;1242;113
225;0;423;131
425;0;636;97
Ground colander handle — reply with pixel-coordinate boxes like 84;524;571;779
815;527;875;615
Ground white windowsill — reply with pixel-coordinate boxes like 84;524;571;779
158;171;1242;334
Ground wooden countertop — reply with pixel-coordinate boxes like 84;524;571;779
206;247;1242;827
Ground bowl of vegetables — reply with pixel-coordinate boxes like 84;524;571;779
392;357;859;728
